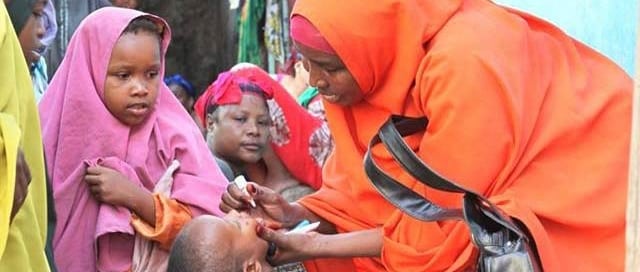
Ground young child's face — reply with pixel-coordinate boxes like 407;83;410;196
208;211;272;271
104;32;161;127
17;0;46;66
225;210;270;259
209;94;271;165
168;83;194;111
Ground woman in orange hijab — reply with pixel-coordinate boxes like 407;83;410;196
221;0;632;271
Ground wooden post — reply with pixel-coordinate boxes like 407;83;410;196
627;8;640;270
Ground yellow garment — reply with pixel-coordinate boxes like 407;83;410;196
0;3;49;271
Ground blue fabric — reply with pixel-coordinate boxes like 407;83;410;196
496;0;637;75
32;57;49;104
164;74;196;98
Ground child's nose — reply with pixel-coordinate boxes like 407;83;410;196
131;80;149;96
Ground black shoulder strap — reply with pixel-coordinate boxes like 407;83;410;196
365;116;528;238
363;116;462;221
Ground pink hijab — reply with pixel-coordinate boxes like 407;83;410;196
39;7;227;272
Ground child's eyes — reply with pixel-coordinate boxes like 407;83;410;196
147;71;159;78
257;119;271;126
116;73;130;80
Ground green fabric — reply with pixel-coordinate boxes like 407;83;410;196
7;0;36;34
297;87;319;108
237;0;265;66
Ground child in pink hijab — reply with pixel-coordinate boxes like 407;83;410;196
39;7;227;272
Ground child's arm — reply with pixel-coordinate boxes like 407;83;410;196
131;194;192;250
84;165;156;224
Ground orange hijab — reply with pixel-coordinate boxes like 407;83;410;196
294;0;631;271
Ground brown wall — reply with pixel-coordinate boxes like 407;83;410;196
139;0;238;95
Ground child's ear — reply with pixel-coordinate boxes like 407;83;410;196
243;259;263;272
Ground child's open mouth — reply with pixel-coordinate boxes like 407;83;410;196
127;103;149;116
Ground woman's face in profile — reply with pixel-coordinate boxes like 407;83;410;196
296;42;363;106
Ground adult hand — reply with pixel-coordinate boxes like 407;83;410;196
11;149;31;221
84;165;139;207
220;182;294;228
260;226;384;265
257;223;320;265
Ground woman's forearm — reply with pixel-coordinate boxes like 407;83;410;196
287;202;336;234
311;228;383;258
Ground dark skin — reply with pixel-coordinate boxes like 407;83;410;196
84;165;155;225
221;43;382;265
17;0;46;66
244;145;302;195
12;149;31;221
296;43;363;106
220;183;382;265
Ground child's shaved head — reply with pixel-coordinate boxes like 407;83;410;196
168;216;240;271
168;214;271;272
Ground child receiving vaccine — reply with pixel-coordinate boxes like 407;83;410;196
168;212;321;272
39;7;227;271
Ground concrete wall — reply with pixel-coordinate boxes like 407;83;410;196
495;0;638;74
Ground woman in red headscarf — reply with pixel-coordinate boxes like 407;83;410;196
195;64;330;195
221;0;632;271
196;66;354;272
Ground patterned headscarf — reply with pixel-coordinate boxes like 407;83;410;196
194;70;274;127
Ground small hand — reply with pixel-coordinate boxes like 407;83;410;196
220;182;293;228
84;165;139;207
12;149;31;221
257;222;320;265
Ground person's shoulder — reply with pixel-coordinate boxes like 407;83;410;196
214;156;235;181
429;3;528;59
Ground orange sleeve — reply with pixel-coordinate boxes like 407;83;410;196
131;193;193;250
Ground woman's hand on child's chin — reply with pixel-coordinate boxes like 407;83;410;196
257;225;320;265
220;182;295;228
84;165;140;207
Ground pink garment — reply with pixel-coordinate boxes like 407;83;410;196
39;7;227;272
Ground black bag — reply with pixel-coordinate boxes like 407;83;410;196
364;116;542;272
